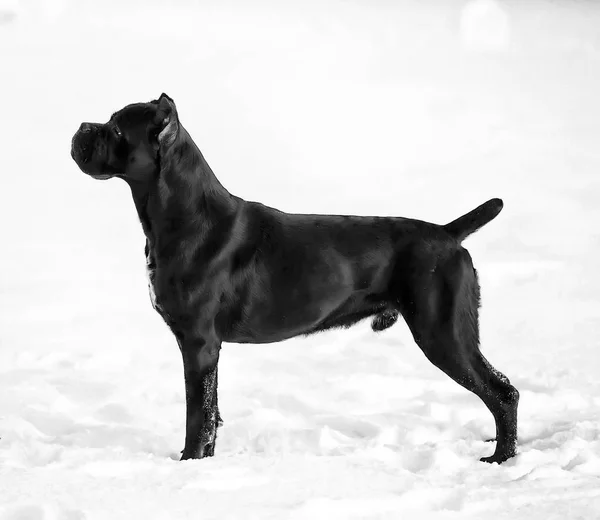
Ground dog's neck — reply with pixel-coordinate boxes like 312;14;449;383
126;124;238;255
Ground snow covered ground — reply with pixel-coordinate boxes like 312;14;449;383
1;0;600;518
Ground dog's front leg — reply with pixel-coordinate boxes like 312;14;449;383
179;336;221;460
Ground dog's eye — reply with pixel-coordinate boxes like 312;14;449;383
113;126;122;138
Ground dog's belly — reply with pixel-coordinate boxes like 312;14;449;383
227;264;361;342
223;314;324;343
219;245;394;343
220;291;386;344
220;296;334;343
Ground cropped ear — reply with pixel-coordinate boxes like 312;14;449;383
153;93;179;146
158;92;174;104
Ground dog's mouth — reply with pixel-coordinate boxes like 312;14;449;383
71;130;101;172
71;138;92;165
90;174;113;180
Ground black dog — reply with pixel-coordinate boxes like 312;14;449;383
71;94;518;464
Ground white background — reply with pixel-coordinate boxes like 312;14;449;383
1;0;599;518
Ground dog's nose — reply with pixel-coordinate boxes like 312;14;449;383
79;122;94;134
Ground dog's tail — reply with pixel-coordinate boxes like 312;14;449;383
443;198;503;242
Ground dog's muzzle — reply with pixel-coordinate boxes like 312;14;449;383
71;123;96;163
71;123;110;178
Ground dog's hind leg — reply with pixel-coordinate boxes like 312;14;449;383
398;248;519;464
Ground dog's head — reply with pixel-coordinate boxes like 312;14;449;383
71;93;179;182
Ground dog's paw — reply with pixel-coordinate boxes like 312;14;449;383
480;450;516;464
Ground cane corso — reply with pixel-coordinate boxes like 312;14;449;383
71;94;519;463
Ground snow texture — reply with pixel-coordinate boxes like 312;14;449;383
1;0;600;518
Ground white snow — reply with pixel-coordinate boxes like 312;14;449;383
1;0;600;518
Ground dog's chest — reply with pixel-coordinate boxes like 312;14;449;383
145;249;162;313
